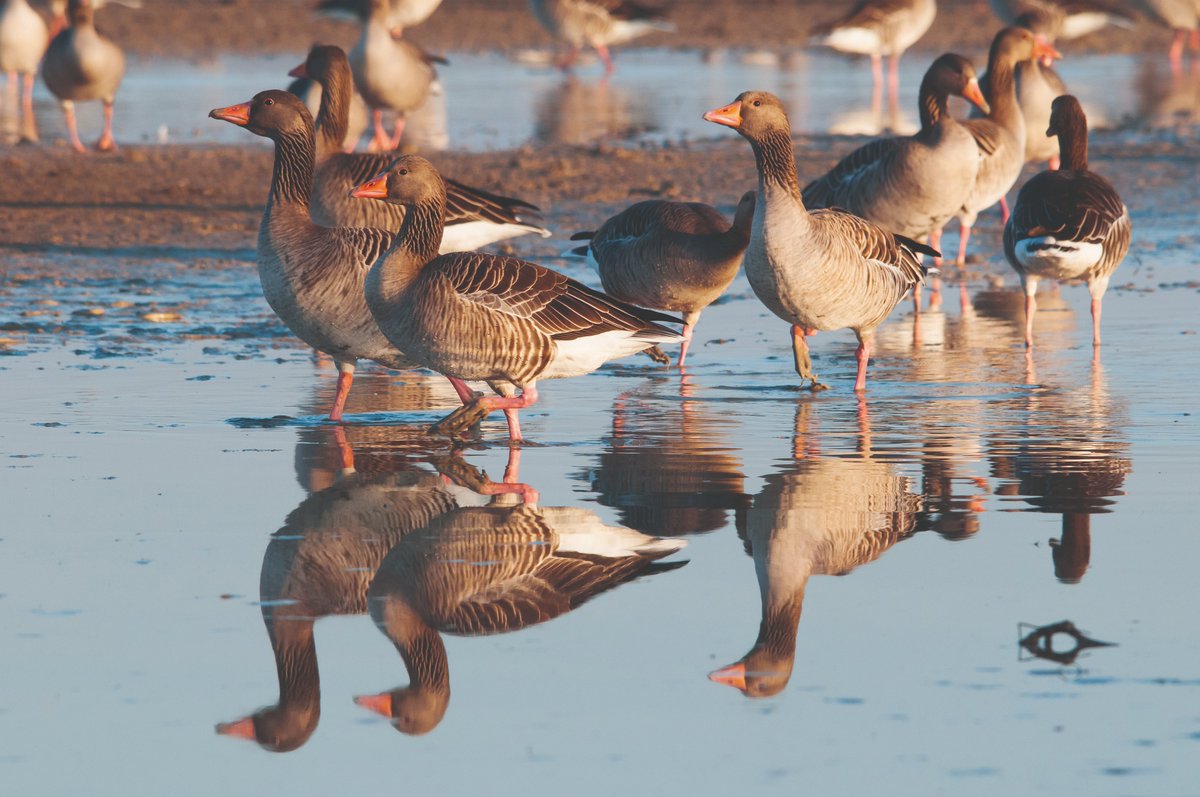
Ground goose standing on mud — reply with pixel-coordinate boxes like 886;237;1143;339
529;0;674;74
1003;95;1131;349
568;192;756;367
42;0;125;152
703;91;935;393
350;156;684;442
290;44;550;251
0;0;48;142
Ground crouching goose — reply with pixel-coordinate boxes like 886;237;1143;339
703;91;936;393
291;44;551;251
568;192;756;367
0;0;48;142
350;155;684;443
42;0;125;152
1003;95;1131;349
529;0;674;74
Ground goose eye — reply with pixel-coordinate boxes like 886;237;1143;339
398;168;408;176
264;98;275;106
753;100;761;107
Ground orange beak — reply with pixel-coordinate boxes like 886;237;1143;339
354;692;394;717
703;100;743;128
215;716;256;741
350;172;389;199
962;79;991;116
288;62;308;79
209;101;252;126
708;662;747;691
1033;36;1063;62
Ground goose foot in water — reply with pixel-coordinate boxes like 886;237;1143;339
641;345;670;365
429;385;539;441
791;325;828;392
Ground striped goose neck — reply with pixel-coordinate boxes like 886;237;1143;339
398;623;450;695
759;590;804;660
1055;112;1088;171
748;128;803;200
267;618;320;710
982;56;1023;132
397;194;446;263
314;67;353;157
268;128;316;209
918;77;951;129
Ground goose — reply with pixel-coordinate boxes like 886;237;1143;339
350;155;685;442
1010;9;1071;169
318;0;444;35
987;0;1137;40
356;498;685;734
810;0;937;117
286;72;369;154
290;44;551;251
1003;95;1131;349
347;0;444;151
528;0;674;74
801;53;991;271
0;0;48;142
567;191;756;367
703;91;936;393
42;0;125;152
1131;0;1200;71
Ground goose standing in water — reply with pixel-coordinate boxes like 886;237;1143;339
703;91;935;393
351;156;684;442
529;0;674;74
0;0;47;142
1131;0;1200;72
1003;95;1131;349
42;0;125;152
290;44;550;251
568;192;756;367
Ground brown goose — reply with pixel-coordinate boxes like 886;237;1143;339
529;0;674;74
988;0;1137;40
703;91;936;393
801;53;991;269
568;192;755;367
42;0;125;152
350;155;684;442
290;44;551;251
1003;95;1131;348
0;0;48;142
356;498;685;734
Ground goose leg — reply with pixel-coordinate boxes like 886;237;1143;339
558;45;580;72
61;101;86;153
430;383;539;442
1091;297;1102;346
1170;30;1186;74
790;325;828;391
677;313;700;368
1022;277;1039;349
999;197;1010;225
886;54;901;127
329;360;356;422
21;72;37;142
388;115;406;150
595;43;615;75
853;336;871;393
447;376;481;404
96;100;116;151
371;109;391;151
956;220;972;267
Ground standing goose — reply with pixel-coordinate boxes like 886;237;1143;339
529;0;674;74
567;191;756;367
1011;10;1071;169
350;155;684;442
42;0;125;152
1131;0;1200;71
801;53;991;271
811;0;937;118
987;0;1137;40
1003;95;1131;348
290;44;551;251
0;0;48;142
703;91;936;393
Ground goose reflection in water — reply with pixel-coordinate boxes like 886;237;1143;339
355;478;687;735
710;402;922;697
532;76;657;145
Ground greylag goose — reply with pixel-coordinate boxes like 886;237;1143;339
703;91;936;393
1131;0;1200;71
567;191;756;367
0;0;48;141
801;53;991;270
42;0;125;152
987;0;1137;40
356;497;685;734
318;0;444;35
1003;95;1131;348
286;73;369;154
810;0;937;117
351;155;684;442
348;0;444;151
529;0;674;74
290;44;551;251
1011;10;1071;169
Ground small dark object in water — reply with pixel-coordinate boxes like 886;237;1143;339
1018;620;1115;665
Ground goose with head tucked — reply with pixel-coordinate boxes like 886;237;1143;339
42;0;125;152
703;91;936;393
290;44;551;251
1003;95;1131;349
351;155;684;442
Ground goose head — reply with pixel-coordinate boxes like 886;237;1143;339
354;686;449;736
288;44;351;85
1014;9;1061;66
702;90;791;142
215;705;318;753
708;646;795;699
209;90;313;140
990;25;1061;71
926;53;991;115
1046;94;1086;138
350;154;447;207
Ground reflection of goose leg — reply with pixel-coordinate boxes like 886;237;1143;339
478;446;540;505
333;425;355;475
791;325;827;391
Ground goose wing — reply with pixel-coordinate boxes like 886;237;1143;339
802;137;902;209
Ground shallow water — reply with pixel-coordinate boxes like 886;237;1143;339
4;48;1199;150
3;158;1200;793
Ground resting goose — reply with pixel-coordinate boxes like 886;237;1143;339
0;0;48;142
348;0;443;151
801;53;991;268
42;0;125;152
350;155;684;442
987;0;1137;40
703;91;936;393
291;44;551;251
810;0;937;116
529;0;674;74
568;192;755;367
357;498;685;734
1003;95;1131;348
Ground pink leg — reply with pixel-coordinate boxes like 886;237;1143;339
999;196;1011;225
1024;293;1037;348
62;103;86;153
1170;30;1187;74
677;323;694;368
558;45;580;72
371;109;391;151
333;425;355;473
447;377;476;404
1048;154;1061;171
1091;297;1102;346
956;221;972;267
21;73;37;141
959;282;972;314
596;43;614;75
1191;29;1199;52
886;54;901;123
929;226;944;268
503;408;522;441
853;337;871;393
388;115;407;150
96;100;116;151
329;362;355;422
478;447;539;504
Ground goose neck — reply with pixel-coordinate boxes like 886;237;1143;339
1055;111;1089;171
267;617;321;710
917;77;950;129
748;128;804;202
314;66;353;158
268;128;316;210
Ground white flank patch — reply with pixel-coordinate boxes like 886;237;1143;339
441;221;548;253
1015;237;1101;280
543;329;681;379
822;27;881;55
606;20;675;46
1060;13;1116;39
545;508;687;557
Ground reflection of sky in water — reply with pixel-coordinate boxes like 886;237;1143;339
7;49;1197;149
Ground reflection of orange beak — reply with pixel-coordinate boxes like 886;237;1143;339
703;100;743;128
215;717;256;741
208;101;252;126
288;62;308;79
708;662;747;691
962;79;991;115
350;172;389;199
354;692;394;717
1033;36;1063;63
